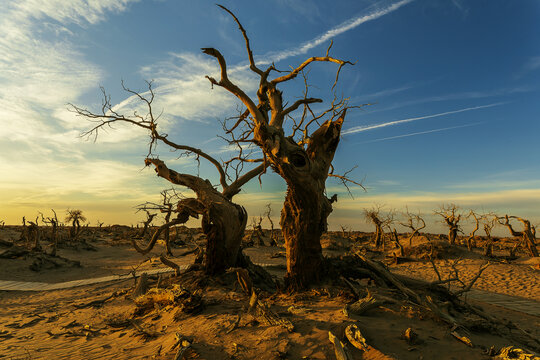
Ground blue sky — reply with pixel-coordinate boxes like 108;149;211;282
0;0;539;233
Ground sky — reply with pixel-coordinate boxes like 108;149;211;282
0;0;539;234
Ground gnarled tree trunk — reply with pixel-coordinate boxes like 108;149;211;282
448;224;458;245
145;159;247;275
254;112;344;288
202;199;247;275
501;215;539;257
280;179;334;288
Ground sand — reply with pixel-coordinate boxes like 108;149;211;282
0;226;539;359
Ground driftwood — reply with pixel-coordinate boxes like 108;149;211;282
132;273;149;299
496;346;540;360
400;327;419;345
345;324;397;360
344;292;383;317
328;331;351;360
344;324;368;351
247;290;294;332
171;333;193;360
451;329;474;347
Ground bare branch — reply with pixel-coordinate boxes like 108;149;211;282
216;4;263;76
271;56;354;87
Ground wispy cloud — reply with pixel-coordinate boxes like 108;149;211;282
0;0;140;147
0;0;144;220
256;0;414;64
124;0;415;146
515;56;540;79
359;84;415;100
367;86;531;114
342;102;503;135
357;123;482;143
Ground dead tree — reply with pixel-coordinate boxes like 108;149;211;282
499;215;539;257
264;203;278;246
465;210;480;251
202;5;366;288
481;214;497;257
135;190;180;255
391;228;404;258
19;216;28;243
248;216;265;246
399;208;426;246
27;218;41;251
364;206;393;249
70;83;265;275
434;204;462;245
65;209;86;241
41;210;59;256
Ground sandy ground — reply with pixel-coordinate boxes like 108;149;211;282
0;227;539;359
386;237;540;301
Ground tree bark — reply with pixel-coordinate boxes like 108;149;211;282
448;226;458;245
252;111;346;288
145;158;247;275
281;182;333;288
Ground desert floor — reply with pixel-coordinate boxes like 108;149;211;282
0;226;539;359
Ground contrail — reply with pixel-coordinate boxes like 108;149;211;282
356;123;482;144
342;102;504;135
255;0;415;65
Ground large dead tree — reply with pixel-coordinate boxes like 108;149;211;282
71;81;265;275
499;215;539;257
202;6;366;288
434;204;462;245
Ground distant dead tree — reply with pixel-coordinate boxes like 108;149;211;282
364;205;394;249
434;204;462;245
27;217;41;251
465;210;480;251
41;209;59;256
19;216;28;243
264;203;278;246
499;215;539;257
339;225;352;239
65;209;86;241
134;189;182;255
247;216;265;246
399;207;426;246
480;214;497;257
201;6;367;288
